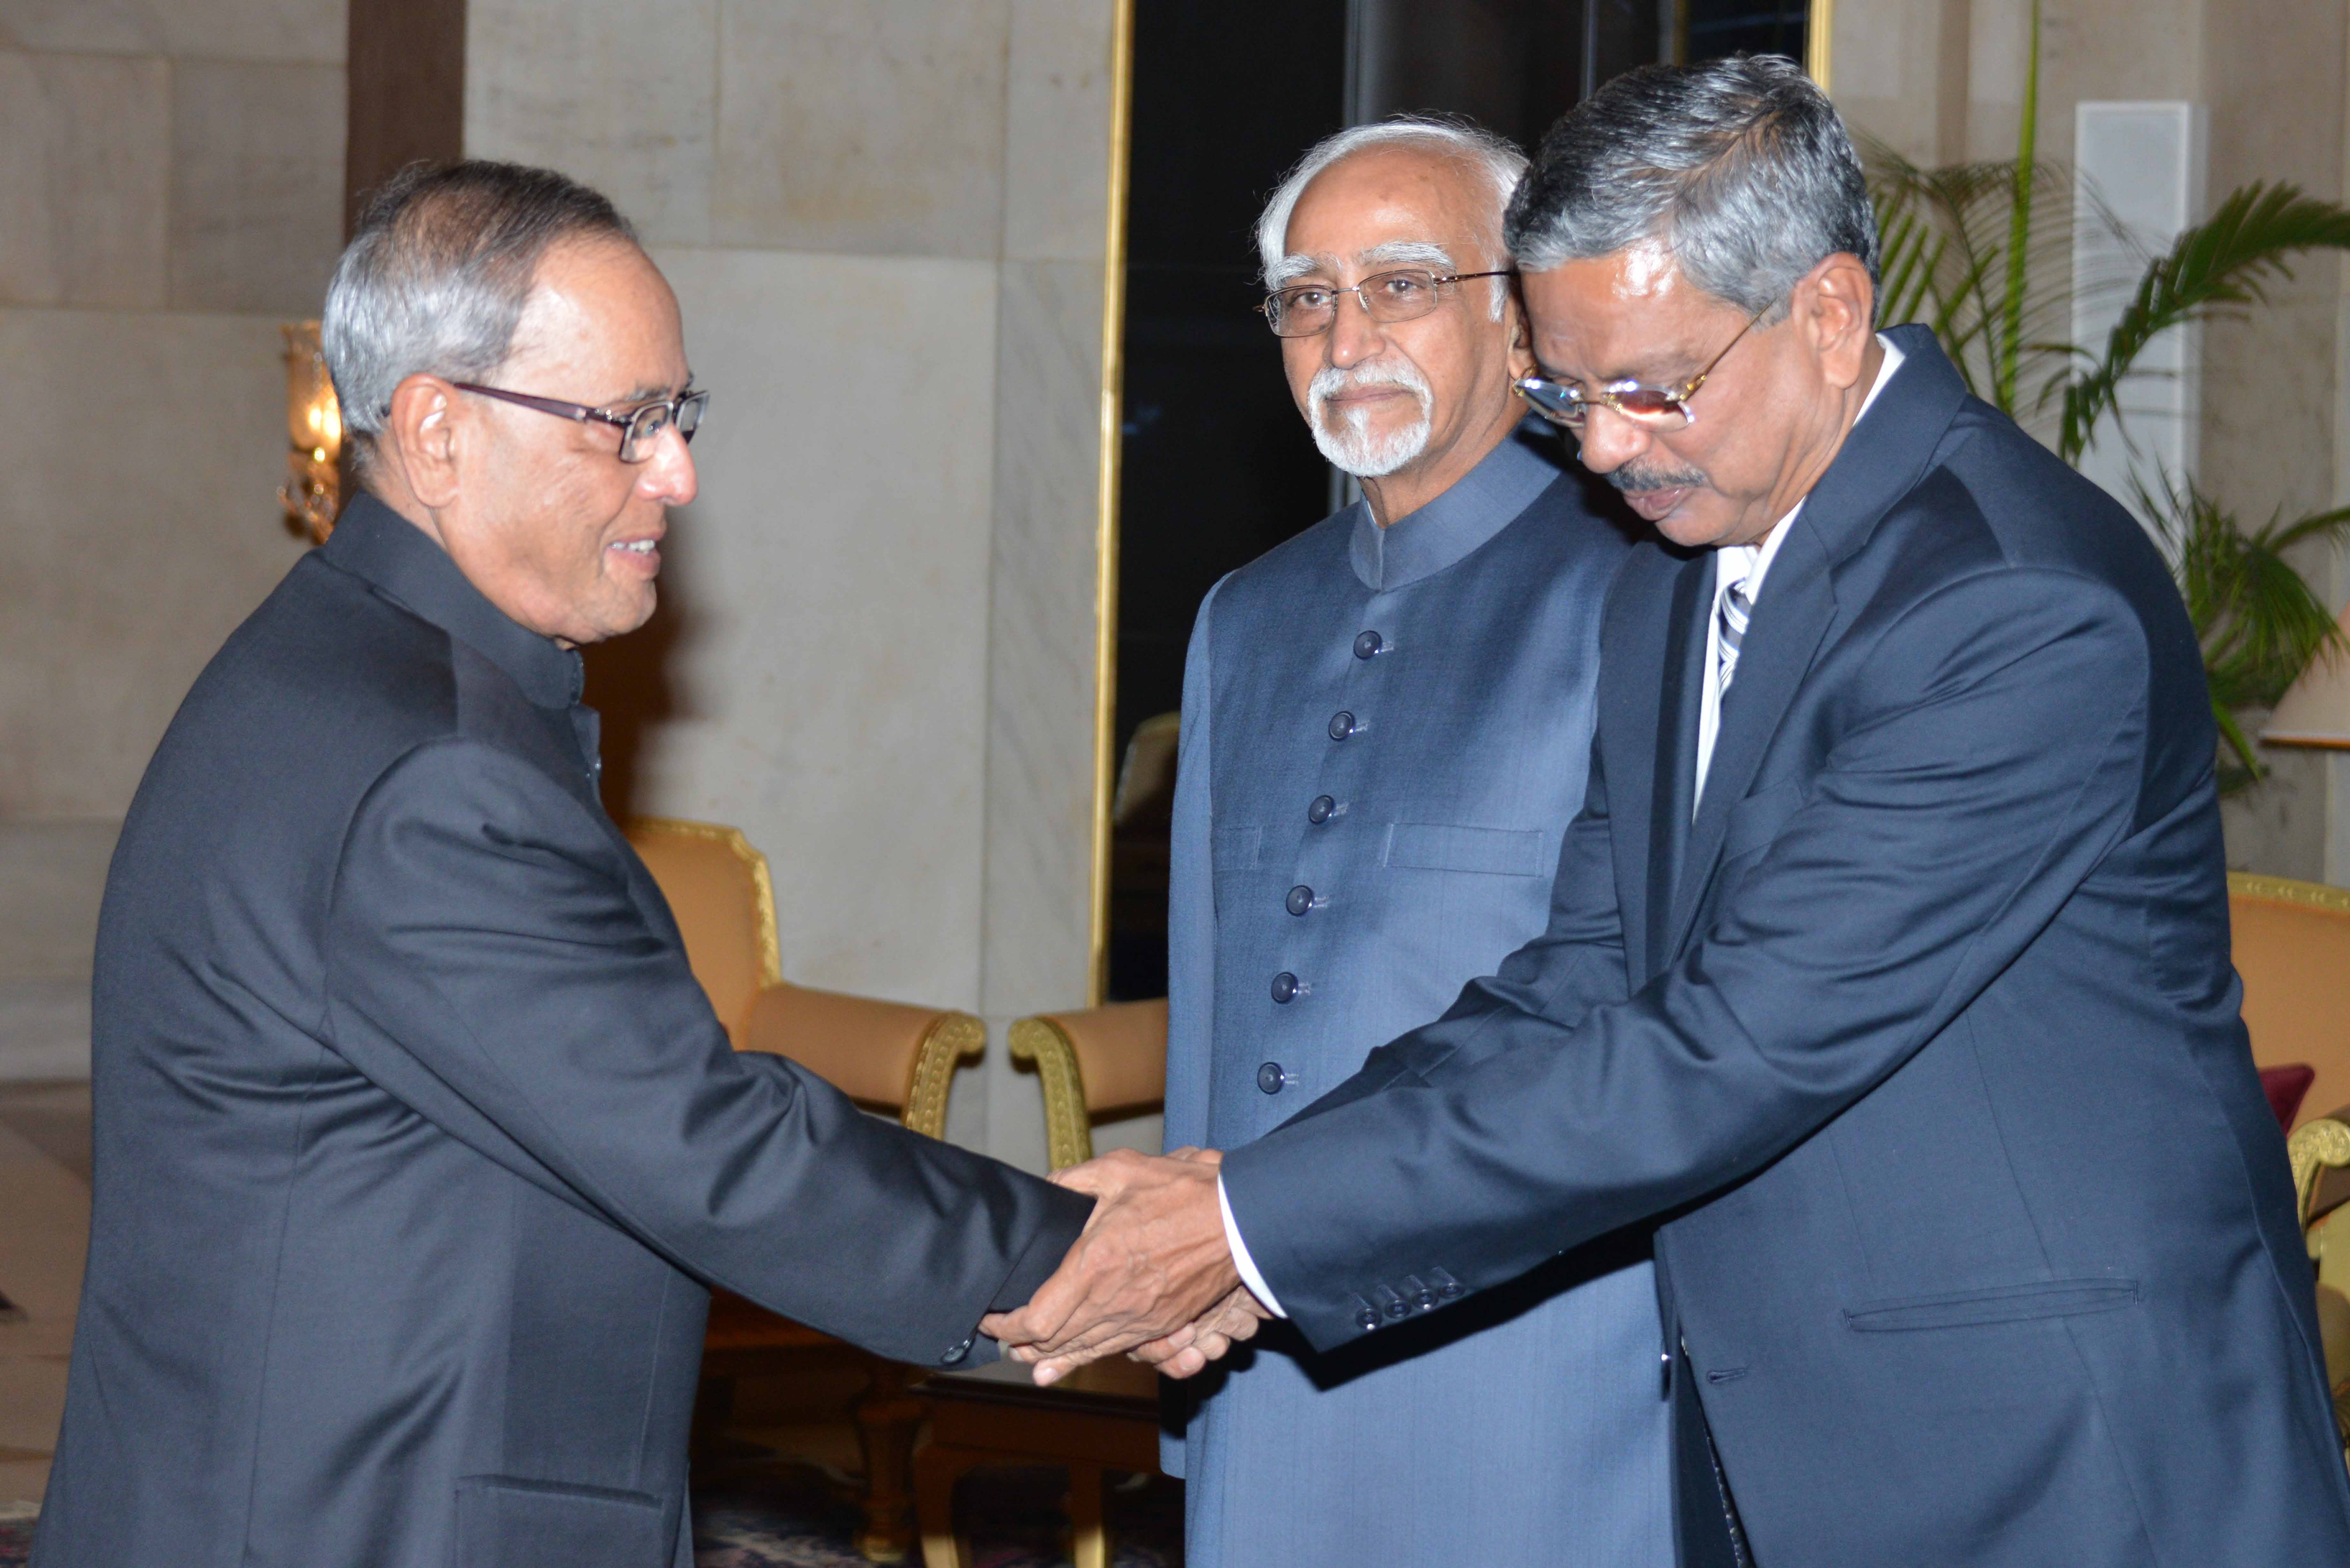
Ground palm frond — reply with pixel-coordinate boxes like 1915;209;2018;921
2136;472;2350;787
2061;183;2350;461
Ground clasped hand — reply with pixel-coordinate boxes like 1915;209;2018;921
980;1147;1270;1385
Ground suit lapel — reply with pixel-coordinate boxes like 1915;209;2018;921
1666;522;1836;962
1659;324;1972;963
1596;548;1686;985
1648;558;1708;979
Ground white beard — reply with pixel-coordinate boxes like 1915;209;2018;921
1307;358;1434;478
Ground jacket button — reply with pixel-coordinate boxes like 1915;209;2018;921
1353;630;1383;659
1328;711;1355;741
1307;795;1335;824
1383;1298;1409;1321
940;1336;974;1363
1285;885;1314;916
1356;1308;1381;1331
1270;971;1299;1004
1256;1061;1286;1095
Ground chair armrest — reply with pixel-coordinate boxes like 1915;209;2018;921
740;980;984;1138
1008;999;1169;1170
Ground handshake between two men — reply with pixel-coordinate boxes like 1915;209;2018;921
984;1147;1266;1386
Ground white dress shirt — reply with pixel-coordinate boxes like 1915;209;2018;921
1220;332;1907;1318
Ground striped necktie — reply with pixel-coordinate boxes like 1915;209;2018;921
1717;575;1754;696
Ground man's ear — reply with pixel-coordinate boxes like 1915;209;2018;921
1504;282;1536;382
382;374;464;509
1797;253;1877;390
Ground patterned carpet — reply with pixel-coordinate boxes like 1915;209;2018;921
0;1466;1180;1568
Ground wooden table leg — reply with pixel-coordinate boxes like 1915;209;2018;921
914;1444;987;1568
1067;1463;1107;1568
853;1360;925;1562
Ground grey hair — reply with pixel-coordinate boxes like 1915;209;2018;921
322;160;639;471
1255;117;1528;317
1504;56;1878;320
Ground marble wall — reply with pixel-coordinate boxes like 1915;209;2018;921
0;1;340;820
0;1;340;1074
1832;0;2350;885
466;0;1125;1168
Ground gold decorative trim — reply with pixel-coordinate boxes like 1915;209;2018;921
2229;870;2350;916
1806;0;1833;91
1087;0;1136;1008
903;1013;986;1140
2293;1118;2350;1229
1009;1015;1094;1171
625;815;783;988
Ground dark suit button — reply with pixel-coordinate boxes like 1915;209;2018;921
1285;885;1314;916
1404;1275;1437;1311
940;1336;974;1363
1256;1061;1285;1095
1353;630;1383;659
1356;1308;1381;1331
1384;1298;1409;1321
1270;971;1299;1004
1328;711;1355;741
1307;795;1335;824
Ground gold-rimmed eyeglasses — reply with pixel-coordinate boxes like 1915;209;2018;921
1513;308;1768;430
1260;268;1514;338
454;381;709;462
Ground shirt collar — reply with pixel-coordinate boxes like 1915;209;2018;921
319;491;587;711
1348;426;1565;592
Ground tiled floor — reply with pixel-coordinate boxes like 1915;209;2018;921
0;1082;88;1510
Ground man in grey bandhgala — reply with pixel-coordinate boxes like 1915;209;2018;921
1158;120;1668;1567
34;162;1090;1568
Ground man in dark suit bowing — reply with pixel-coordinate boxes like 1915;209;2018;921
987;57;2350;1566
34;161;1090;1568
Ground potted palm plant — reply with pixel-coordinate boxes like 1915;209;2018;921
1863;0;2350;789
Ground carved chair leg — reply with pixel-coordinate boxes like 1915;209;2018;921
1067;1463;1108;1568
913;1444;987;1568
853;1360;925;1563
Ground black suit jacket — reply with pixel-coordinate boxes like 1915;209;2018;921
34;495;1090;1568
1221;329;2350;1564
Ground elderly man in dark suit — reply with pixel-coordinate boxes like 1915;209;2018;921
989;57;2350;1566
33;161;1090;1568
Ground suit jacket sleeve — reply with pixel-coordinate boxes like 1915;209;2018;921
1221;567;2149;1351
322;737;1092;1367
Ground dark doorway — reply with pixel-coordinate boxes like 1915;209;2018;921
1104;0;1807;1000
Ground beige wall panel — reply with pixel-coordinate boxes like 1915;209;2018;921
167;59;345;315
1003;0;1116;262
712;0;1011;258
633;245;997;1011
0;307;307;818
1831;0;1945;164
0;0;342;62
0;50;168;308
465;0;719;246
980;258;1103;1022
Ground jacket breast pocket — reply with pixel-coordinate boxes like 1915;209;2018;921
1721;780;1806;864
455;1475;669;1568
1842;1278;2141;1333
1382;823;1546;877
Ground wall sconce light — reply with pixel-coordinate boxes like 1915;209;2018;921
279;320;342;543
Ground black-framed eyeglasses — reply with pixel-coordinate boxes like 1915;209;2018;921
1259;268;1514;338
1512;308;1768;430
454;381;709;462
